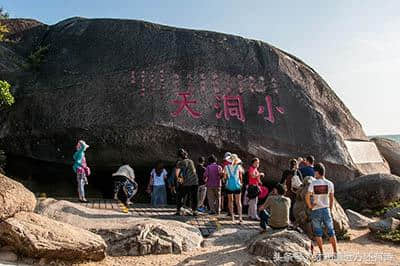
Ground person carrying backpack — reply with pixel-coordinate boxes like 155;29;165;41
175;148;199;216
280;158;303;221
223;154;244;223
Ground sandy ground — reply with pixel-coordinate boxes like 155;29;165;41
78;228;400;266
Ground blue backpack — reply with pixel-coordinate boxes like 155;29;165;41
225;165;242;191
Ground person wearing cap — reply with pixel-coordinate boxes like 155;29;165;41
72;140;91;203
223;153;244;223
220;152;232;213
175;148;199;216
112;164;138;206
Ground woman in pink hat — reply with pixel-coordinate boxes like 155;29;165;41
73;140;91;202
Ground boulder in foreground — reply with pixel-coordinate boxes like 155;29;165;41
248;230;312;266
0;173;36;220
0;211;106;261
36;198;203;256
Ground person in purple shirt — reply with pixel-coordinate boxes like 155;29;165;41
299;155;315;178
204;155;223;215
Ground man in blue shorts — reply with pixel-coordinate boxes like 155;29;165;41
305;163;337;258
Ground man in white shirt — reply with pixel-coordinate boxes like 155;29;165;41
305;163;337;258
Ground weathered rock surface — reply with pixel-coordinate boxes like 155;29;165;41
248;230;312;266
36;198;202;256
0;250;18;262
202;228;259;248
337;173;400;209
293;176;349;238
384;207;400;220
0;17;389;186
0;173;36;220
345;209;374;229
0;211;106;261
372;137;400;176
368;217;400;233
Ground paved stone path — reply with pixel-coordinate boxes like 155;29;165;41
57;198;260;237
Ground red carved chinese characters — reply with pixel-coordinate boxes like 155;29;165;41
171;92;201;118
258;95;285;123
215;95;245;122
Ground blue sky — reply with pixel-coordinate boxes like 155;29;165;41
2;0;399;135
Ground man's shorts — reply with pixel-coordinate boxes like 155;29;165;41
311;207;335;237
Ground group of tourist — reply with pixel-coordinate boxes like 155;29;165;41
72;140;337;257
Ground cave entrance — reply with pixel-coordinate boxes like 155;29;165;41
4;155;175;204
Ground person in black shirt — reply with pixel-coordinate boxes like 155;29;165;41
280;159;303;184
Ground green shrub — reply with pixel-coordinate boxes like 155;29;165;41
376;229;400;244
0;23;8;41
26;45;49;71
0;80;14;107
372;200;400;217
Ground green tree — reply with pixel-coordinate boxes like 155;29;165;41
0;80;14;107
0;23;8;41
27;45;49;71
0;7;9;19
0;7;9;41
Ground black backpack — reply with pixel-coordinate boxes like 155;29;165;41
247;185;260;199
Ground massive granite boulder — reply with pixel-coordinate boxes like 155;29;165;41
0;173;36;220
337;173;400;209
372;137;400;176
0;17;389;186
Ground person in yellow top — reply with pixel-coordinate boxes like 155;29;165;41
258;183;291;230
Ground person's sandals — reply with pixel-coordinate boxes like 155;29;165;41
314;254;325;261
